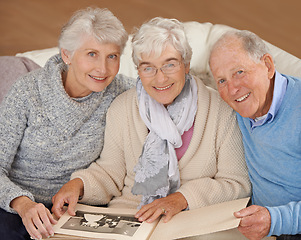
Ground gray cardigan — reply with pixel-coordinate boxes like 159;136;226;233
0;54;135;213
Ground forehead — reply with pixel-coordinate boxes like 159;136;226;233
140;44;181;64
78;35;120;52
210;38;254;70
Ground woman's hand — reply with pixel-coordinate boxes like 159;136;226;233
11;196;57;240
135;192;188;223
51;178;84;219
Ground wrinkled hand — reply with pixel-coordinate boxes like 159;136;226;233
234;205;271;240
11;196;57;240
135;192;188;223
51;178;84;219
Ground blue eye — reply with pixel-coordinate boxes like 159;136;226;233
218;79;225;84
88;52;96;57
237;70;243;74
143;66;154;72
165;63;176;68
108;54;117;59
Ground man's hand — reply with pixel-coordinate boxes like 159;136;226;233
51;178;84;219
135;192;188;223
11;196;57;240
234;205;271;240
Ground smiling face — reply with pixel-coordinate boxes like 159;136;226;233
209;37;275;119
138;44;190;106
61;35;120;98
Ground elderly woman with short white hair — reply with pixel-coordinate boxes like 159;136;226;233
52;17;251;226
0;7;134;240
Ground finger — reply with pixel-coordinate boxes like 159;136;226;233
23;220;41;240
40;209;56;237
162;211;173;223
137;205;159;222
51;198;66;218
137;207;155;222
32;214;49;238
66;197;78;216
239;214;259;228
145;208;165;223
235;205;258;218
135;204;152;219
26;218;43;240
47;209;58;224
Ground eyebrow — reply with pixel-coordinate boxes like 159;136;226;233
139;57;180;66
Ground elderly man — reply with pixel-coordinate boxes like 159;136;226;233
209;30;301;240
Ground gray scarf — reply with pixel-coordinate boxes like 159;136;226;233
132;74;198;208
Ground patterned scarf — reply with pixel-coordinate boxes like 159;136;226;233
132;74;198;208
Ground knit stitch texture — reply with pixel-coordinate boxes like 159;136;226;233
0;54;135;213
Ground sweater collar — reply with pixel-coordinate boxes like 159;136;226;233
38;54;110;137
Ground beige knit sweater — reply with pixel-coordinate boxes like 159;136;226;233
71;76;251;210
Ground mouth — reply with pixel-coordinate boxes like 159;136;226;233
235;92;251;102
89;74;106;81
153;83;174;91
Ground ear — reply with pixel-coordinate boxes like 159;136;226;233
262;53;275;79
61;48;71;65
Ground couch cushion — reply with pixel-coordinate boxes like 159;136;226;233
0;56;41;103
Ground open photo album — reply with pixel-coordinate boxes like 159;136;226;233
51;197;249;240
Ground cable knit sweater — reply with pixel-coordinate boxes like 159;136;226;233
0;54;135;213
72;76;251;210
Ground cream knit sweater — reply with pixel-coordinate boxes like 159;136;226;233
72;76;251;210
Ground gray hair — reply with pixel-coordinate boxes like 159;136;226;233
131;17;192;66
58;7;128;54
211;29;271;62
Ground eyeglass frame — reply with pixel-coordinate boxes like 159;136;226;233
137;59;184;78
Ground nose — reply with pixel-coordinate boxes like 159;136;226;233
227;78;240;95
95;58;107;74
155;68;168;83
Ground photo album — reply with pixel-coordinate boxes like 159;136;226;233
51;197;249;240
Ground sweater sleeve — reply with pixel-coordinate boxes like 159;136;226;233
0;79;35;213
267;201;301;236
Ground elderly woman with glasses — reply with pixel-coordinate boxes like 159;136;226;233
52;17;251;225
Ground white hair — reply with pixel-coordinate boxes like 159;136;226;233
210;29;272;63
58;7;128;55
131;17;192;66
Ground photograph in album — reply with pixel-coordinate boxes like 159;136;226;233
60;210;141;236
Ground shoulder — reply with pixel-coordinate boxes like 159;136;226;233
5;69;42;101
194;76;232;111
105;87;138;129
193;76;237;126
108;74;136;93
109;87;137;109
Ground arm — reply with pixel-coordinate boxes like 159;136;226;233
267;201;301;236
53;92;129;210
0;77;57;239
0;80;33;212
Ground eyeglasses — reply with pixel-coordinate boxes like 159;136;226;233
138;60;182;78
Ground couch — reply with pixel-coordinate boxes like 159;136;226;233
1;21;299;240
12;21;301;90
